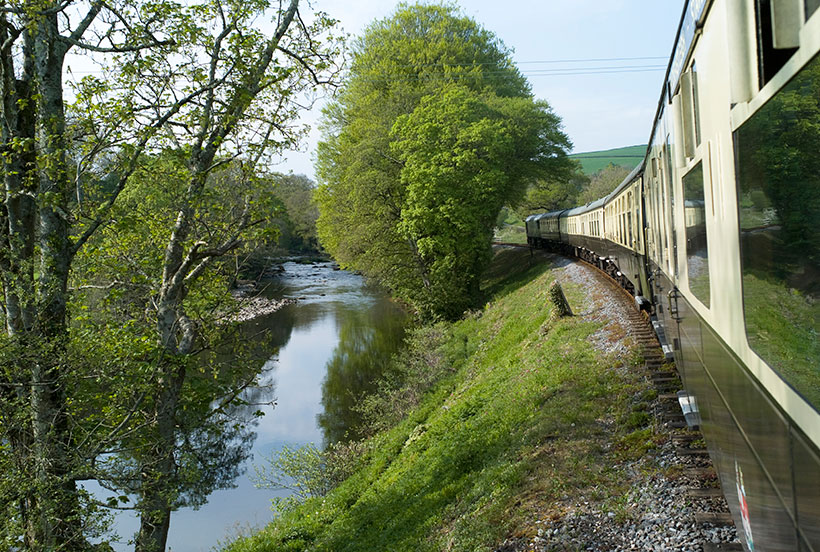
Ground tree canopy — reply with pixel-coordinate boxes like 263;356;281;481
0;0;340;549
577;163;632;205
315;3;572;319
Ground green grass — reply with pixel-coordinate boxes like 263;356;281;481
493;224;527;244
570;145;646;175
223;249;656;552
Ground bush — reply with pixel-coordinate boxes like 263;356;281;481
253;440;371;514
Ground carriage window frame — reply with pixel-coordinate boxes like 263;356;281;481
682;162;710;308
734;49;820;409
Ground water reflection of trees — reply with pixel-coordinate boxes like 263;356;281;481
318;301;408;444
125;302;298;521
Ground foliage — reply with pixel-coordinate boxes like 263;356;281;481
269;174;321;252
493;224;527;245
577;163;632;205
0;0;342;548
254;444;331;511
71;152;281;518
223;249;658;552
253;440;372;514
315;3;572;320
517;164;588;216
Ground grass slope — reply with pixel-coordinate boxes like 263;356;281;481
570;145;646;175
225;249;655;552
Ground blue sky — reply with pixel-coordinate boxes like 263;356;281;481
276;1;685;179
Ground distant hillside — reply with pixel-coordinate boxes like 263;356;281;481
570;144;646;175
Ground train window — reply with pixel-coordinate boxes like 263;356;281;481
627;191;634;246
735;51;820;408
691;64;701;147
755;0;799;86
683;162;710;307
652;178;665;265
808;0;819;19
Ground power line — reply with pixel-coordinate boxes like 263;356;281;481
349;63;667;83
517;56;668;64
64;56;669;77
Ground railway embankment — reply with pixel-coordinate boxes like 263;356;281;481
223;247;737;552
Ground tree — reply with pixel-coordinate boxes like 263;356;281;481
518;163;588;216
0;0;341;549
0;2;181;547
270;173;320;251
315;3;571;319
71;2;342;548
72;153;284;550
576;163;632;205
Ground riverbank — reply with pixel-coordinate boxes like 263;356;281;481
221;248;728;551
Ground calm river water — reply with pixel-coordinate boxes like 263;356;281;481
107;260;407;551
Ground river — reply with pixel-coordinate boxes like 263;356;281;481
105;260;407;551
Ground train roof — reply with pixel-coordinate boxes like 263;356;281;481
565;197;606;217
540;209;565;220
525;210;564;222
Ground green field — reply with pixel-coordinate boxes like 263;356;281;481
570;144;646;175
223;249;658;552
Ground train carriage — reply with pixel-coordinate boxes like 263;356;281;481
526;1;820;549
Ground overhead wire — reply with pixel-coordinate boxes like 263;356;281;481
64;56;669;79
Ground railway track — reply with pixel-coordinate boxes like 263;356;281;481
584;256;743;551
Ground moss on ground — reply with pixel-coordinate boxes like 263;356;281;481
223;249;656;552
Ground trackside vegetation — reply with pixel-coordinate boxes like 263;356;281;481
224;249;659;552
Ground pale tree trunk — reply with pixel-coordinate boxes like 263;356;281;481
133;0;303;546
27;10;83;550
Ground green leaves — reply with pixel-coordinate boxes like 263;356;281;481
316;5;571;318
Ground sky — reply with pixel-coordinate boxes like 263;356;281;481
273;1;686;180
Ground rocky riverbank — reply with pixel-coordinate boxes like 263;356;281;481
230;294;297;322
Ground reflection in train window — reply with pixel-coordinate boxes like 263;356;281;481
683;162;710;307
807;0;819;23
736;52;820;408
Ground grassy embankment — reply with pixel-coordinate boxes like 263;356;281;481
569;145;646;175
225;248;658;552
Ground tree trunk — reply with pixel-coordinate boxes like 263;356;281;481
135;376;182;552
27;9;83;550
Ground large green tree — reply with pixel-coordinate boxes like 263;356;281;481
0;0;340;549
315;3;571;319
